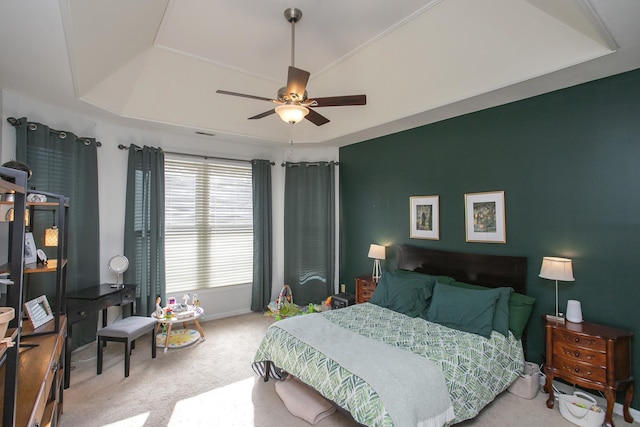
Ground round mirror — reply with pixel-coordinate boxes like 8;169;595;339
108;255;129;273
108;255;129;285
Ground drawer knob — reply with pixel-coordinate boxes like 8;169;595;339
574;367;580;373
79;311;86;316
574;337;580;343
574;351;580;357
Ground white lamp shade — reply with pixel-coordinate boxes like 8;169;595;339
368;244;386;260
275;104;309;124
539;257;574;281
566;300;583;323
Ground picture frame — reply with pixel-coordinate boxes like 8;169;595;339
24;294;54;329
410;195;439;240
24;232;38;264
464;191;506;243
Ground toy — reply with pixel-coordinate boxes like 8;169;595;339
266;285;302;319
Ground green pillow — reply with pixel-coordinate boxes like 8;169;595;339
424;282;499;338
369;270;435;317
508;292;536;339
436;275;456;285
448;281;513;338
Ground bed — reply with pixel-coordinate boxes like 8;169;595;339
253;245;535;426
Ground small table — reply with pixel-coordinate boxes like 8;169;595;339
543;317;634;427
151;306;205;352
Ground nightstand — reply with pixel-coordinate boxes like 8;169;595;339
543;318;634;427
355;274;377;303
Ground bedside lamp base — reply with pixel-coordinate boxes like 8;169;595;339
545;313;565;322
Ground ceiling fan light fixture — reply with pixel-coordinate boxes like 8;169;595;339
275;104;309;124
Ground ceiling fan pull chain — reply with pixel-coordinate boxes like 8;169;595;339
289;123;294;156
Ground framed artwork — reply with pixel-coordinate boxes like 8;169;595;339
24;232;38;264
24;295;54;329
465;191;506;243
410;195;439;240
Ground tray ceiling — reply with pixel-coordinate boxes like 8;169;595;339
1;0;639;147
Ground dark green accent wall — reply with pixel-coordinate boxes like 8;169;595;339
339;68;640;408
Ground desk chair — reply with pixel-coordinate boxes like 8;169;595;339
97;316;157;377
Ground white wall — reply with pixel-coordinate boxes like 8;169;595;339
1;89;339;323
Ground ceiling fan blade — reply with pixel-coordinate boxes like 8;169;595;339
305;108;330;126
248;109;276;120
285;66;310;100
216;90;274;103
311;95;367;107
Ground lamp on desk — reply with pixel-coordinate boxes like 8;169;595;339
368;244;385;280
539;256;574;322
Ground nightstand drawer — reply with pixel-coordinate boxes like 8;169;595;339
359;281;376;291
553;329;606;352
360;288;375;301
555;357;606;383
355;275;377;303
553;341;606;366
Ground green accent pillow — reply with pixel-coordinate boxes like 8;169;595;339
424;282;499;338
436;275;456;285
448;281;513;338
369;270;436;317
508;292;536;340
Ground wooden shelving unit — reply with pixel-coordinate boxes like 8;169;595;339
1;172;69;426
0;166;27;427
22;193;69;338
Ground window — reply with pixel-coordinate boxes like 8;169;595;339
164;156;253;293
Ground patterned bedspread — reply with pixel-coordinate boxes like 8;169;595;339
254;303;524;426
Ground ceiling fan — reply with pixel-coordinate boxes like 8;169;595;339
216;8;367;126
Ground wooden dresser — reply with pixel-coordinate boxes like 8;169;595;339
543;318;634;427
355;275;377;303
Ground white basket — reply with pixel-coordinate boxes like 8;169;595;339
559;392;605;427
507;361;540;399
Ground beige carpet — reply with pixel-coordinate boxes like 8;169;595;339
60;312;638;427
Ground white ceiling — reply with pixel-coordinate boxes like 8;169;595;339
1;0;639;148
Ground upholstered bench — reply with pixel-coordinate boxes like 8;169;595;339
97;316;157;377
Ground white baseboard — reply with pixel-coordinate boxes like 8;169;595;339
539;375;639;420
200;308;252;321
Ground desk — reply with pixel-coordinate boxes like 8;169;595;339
65;284;136;388
11;317;67;427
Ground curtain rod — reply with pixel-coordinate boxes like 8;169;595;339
281;161;339;167
7;117;102;147
117;144;274;165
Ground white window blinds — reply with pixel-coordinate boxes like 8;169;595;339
164;156;253;293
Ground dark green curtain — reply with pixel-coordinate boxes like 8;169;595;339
283;161;335;305
251;159;272;311
14;117;100;347
123;145;165;316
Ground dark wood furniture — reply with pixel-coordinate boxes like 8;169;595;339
64;284;136;388
544;318;634;427
355;274;377;303
3;316;67;427
396;244;527;295
1;166;27;426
